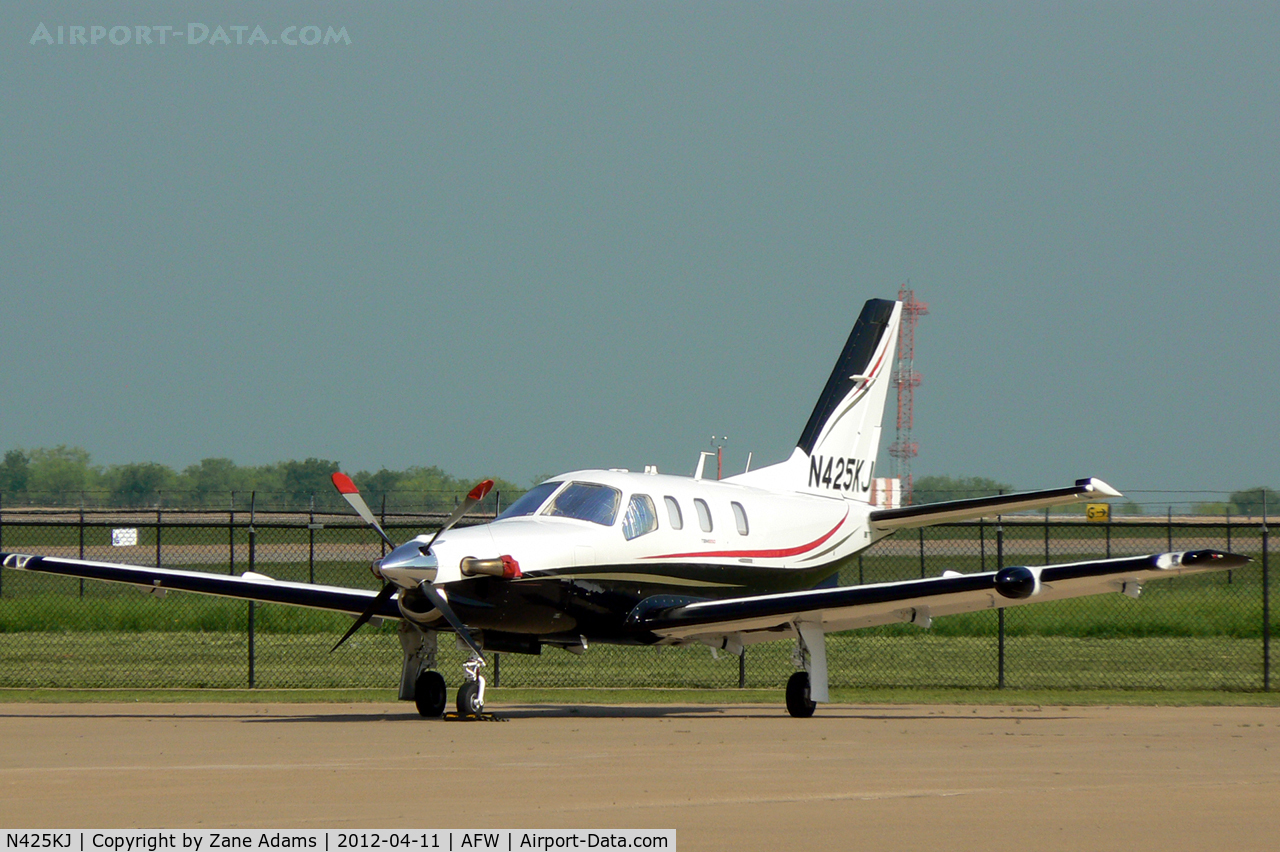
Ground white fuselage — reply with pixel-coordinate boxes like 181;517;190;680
382;468;889;596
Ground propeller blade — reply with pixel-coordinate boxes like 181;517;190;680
331;582;397;652
426;479;495;550
420;583;485;659
331;472;397;549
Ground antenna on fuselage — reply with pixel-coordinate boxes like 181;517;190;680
693;451;715;481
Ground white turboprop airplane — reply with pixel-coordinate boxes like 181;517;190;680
0;298;1248;717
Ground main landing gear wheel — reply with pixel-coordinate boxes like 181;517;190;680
456;679;484;716
414;670;447;718
786;671;816;718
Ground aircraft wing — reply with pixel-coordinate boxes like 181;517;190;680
634;550;1247;643
0;552;399;619
868;477;1121;530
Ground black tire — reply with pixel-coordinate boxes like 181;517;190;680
414;670;447;718
456;679;483;716
785;671;816;718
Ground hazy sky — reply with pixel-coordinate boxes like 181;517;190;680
2;3;1276;495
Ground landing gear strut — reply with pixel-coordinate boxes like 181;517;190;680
398;623;443;717
786;622;827;718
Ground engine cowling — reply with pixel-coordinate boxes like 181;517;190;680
397;585;443;624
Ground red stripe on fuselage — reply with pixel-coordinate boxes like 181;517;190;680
643;511;849;561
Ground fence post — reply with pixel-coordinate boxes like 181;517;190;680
248;491;256;689
493;652;500;687
309;493;316;584
997;518;1005;689
0;491;4;597
155;494;162;568
739;647;746;688
857;554;864;585
1044;508;1050;564
979;518;986;571
1167;506;1173;552
229;492;236;575
918;527;926;578
381;495;387;558
1226;511;1233;584
78;497;85;599
248;602;256;689
1263;495;1270;692
1106;511;1112;559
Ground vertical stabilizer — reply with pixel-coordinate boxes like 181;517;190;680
729;298;901;499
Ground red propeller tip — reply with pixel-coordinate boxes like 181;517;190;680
331;472;359;494
468;479;495;501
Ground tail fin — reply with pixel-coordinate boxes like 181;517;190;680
729;298;901;498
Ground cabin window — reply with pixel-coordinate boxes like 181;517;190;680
732;502;749;536
497;481;561;520
622;494;658;541
694;498;713;532
545;482;621;526
664;496;683;530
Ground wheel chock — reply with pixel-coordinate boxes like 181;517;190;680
442;711;507;722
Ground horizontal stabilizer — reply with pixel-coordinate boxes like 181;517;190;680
868;478;1122;530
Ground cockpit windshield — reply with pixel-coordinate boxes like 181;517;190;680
545;482;622;526
496;481;561;520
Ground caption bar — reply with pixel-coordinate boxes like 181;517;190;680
3;833;674;852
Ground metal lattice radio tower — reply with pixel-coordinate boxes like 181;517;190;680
887;285;928;504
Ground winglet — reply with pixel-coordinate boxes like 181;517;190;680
1079;477;1122;499
332;472;359;494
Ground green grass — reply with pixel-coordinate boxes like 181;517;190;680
0;593;396;633
0;630;1269;691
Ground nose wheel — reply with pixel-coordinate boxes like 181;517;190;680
456;657;487;715
456;679;484;715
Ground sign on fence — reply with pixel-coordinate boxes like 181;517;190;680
111;528;138;546
1086;503;1111;522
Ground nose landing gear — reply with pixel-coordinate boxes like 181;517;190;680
455;657;487;715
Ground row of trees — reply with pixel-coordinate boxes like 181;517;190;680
0;446;524;512
1;448;1274;516
912;475;1277;517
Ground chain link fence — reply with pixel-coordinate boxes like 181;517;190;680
0;505;1271;692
